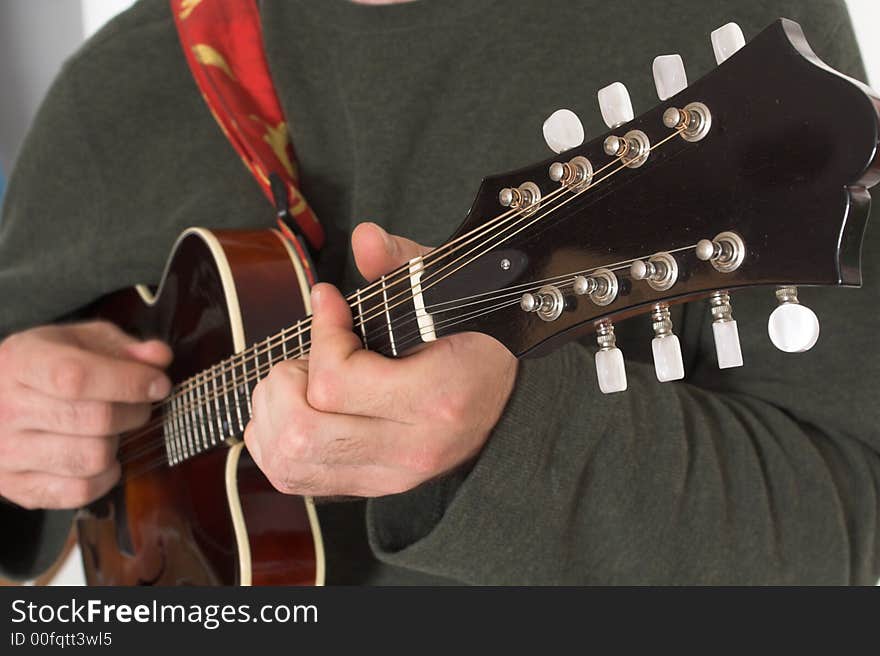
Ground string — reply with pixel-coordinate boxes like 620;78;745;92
165;125;684;409
143;147;625;419
120;294;534;480
120;128;688;455
118;239;702;470
148;185;570;410
120;127;689;465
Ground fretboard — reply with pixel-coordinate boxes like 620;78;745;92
161;272;426;466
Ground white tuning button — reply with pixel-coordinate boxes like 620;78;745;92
768;287;820;353
598;82;634;129
543;109;585;154
651;303;684;382
652;54;688;101
709;291;743;369
595;321;627;393
711;23;745;65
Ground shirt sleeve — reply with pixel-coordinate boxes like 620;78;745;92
365;0;880;584
0;504;73;582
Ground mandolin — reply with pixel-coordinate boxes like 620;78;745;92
76;19;880;585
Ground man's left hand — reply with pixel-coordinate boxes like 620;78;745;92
244;222;518;497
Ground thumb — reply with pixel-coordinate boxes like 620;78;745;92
352;222;432;282
75;321;173;368
123;339;174;369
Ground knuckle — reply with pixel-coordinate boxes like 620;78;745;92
433;391;470;429
63;478;97;507
279;424;313;462
80;441;116;476
81;402;115;435
50;358;87;398
306;370;340;412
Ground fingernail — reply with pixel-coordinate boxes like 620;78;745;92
380;226;397;255
310;285;323;310
149;377;171;400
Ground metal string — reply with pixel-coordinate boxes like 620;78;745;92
119;127;689;467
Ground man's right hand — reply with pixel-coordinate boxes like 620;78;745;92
0;321;172;510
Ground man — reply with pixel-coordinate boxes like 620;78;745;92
0;0;878;584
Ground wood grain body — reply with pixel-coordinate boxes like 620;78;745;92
76;228;321;586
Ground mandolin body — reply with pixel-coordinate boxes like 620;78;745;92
76;228;324;586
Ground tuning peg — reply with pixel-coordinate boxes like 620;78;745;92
543;109;585;154
595;320;627;393
768;286;820;353
598;82;634;129
651;303;684;382
709;291;743;369
711;23;745;65
630;252;678;291
652;54;688;101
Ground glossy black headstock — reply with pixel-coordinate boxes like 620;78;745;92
421;18;880;358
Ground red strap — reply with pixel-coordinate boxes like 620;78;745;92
171;0;324;271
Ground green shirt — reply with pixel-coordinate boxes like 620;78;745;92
1;0;878;584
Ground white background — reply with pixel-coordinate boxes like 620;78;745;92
0;1;878;584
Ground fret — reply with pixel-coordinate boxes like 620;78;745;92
171;400;183;465
204;367;216;447
241;354;253;420
298;320;305;357
162;409;175;466
211;364;224;443
192;380;207;451
231;357;245;433
223;364;238;436
180;387;193;459
266;336;274;370
173;393;186;462
189;376;204;453
355;289;369;349
281;329;289;360
253;347;261;404
185;385;198;455
380;274;398;356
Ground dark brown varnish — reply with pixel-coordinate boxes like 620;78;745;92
77;229;317;586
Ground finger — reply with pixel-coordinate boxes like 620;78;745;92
12;340;170;403
351;222;432;282
14;387;151;436
263;367;404;467
72;321;173;367
122;339;174;368
308;283;364;365
0;432;118;477
0;465;120;510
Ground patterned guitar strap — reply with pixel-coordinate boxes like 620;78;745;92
170;0;323;284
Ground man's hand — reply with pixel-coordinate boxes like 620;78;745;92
0;322;172;509
245;222;518;497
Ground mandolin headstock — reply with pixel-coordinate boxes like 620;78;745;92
414;18;880;392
